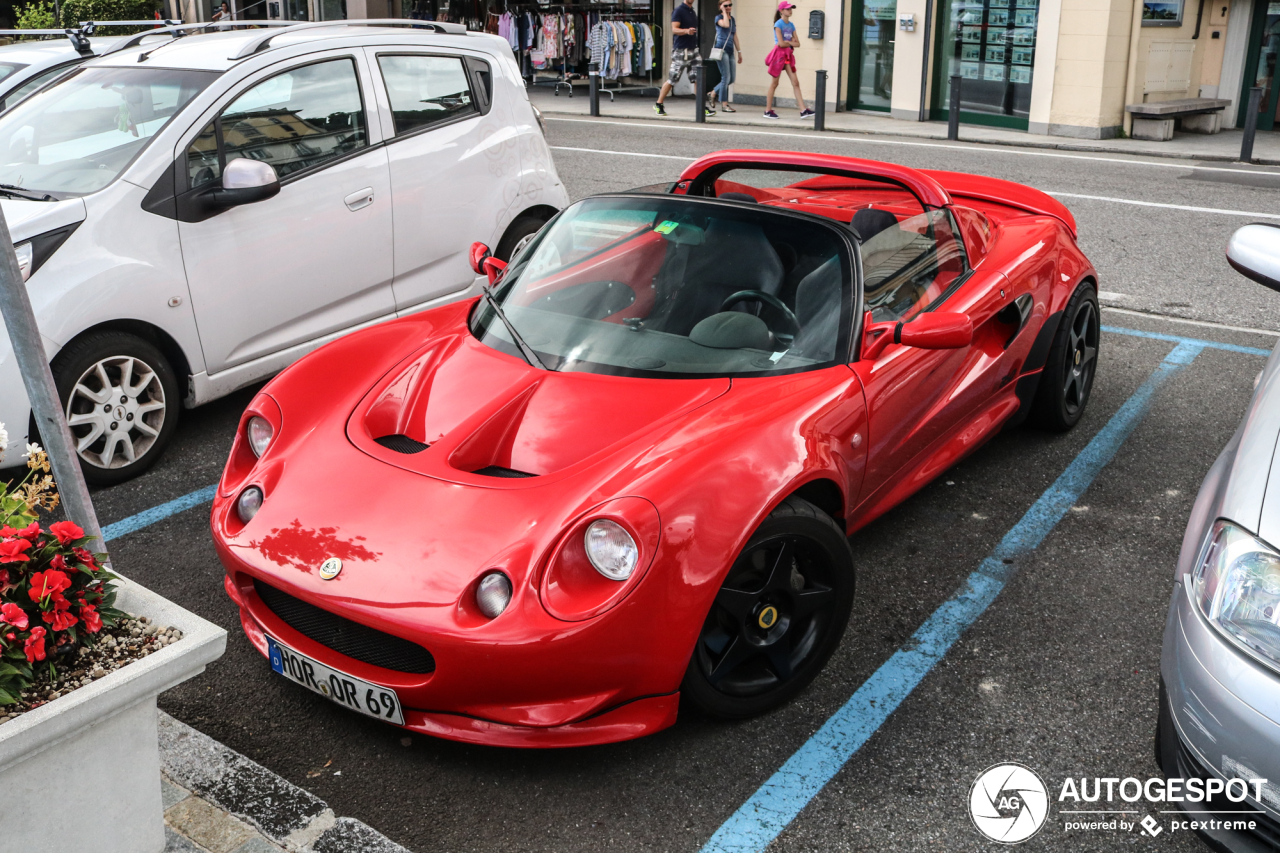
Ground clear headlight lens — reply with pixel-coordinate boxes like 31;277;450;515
476;571;512;618
246;416;273;458
1193;520;1280;673
14;241;32;281
584;519;638;581
236;486;263;524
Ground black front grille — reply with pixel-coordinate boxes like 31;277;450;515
474;466;536;478
375;434;429;454
1175;731;1280;849
254;579;435;674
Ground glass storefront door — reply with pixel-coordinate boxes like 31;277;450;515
930;0;1037;129
1240;0;1280;130
847;0;897;111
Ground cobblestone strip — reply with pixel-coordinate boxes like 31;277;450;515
158;711;411;853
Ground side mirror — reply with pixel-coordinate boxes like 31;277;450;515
213;158;279;209
1227;224;1280;293
469;241;506;284
862;311;972;359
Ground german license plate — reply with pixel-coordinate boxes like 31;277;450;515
267;635;404;725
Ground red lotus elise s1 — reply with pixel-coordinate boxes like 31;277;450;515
212;150;1100;747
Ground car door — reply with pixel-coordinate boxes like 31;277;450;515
362;47;519;313
176;51;394;375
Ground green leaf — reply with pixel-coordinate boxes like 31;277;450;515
0;687;18;705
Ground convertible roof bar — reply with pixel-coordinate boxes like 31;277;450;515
0;19;182;56
230;18;467;60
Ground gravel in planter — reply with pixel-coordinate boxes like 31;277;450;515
0;614;184;722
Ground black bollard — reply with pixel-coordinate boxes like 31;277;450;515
1241;86;1262;165
695;62;707;123
589;62;600;117
814;70;827;131
948;74;961;141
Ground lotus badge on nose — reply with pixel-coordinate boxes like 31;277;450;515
319;558;342;580
758;605;779;630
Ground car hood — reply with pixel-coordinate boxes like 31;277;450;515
0;197;86;243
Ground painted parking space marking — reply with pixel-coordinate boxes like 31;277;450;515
1045;192;1280;221
101;484;217;542
701;331;1267;853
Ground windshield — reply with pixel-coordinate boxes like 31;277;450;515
471;196;854;377
0;66;216;197
0;63;28;84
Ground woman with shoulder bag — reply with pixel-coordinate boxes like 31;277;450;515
709;0;742;112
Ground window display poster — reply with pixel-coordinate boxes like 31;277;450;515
1012;27;1034;44
1142;0;1182;22
1009;65;1031;83
988;8;1009;24
962;44;980;59
983;64;1006;80
1014;8;1036;24
985;45;1005;62
961;25;982;41
1012;46;1033;63
961;61;981;78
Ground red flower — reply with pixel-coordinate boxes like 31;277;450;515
24;627;45;663
28;569;71;602
49;553;67;571
4;632;13;642
0;539;31;563
42;609;77;631
48;521;83;545
80;605;101;634
0;568;8;586
72;548;98;571
12;523;39;540
1;602;28;630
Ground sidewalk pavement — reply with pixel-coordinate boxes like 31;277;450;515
530;86;1280;166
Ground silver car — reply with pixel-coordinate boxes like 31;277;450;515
1159;223;1280;851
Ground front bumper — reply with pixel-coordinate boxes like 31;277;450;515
1160;581;1280;851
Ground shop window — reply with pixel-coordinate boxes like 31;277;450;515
377;55;477;135
934;0;1038;127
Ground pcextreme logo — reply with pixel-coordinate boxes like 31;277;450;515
968;762;1272;844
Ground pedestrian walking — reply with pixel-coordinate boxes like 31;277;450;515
764;1;813;120
709;0;742;112
655;0;714;117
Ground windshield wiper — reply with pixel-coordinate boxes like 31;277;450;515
479;282;548;371
0;184;55;202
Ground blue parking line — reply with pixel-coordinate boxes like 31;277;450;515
701;339;1205;853
1103;324;1272;358
101;484;217;542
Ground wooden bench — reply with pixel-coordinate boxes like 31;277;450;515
1125;98;1232;141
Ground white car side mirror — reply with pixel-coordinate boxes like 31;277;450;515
1227;223;1280;293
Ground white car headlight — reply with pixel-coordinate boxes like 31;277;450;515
246;415;273;458
1193;520;1280;673
236;486;263;523
476;571;512;618
14;241;32;281
584;519;638;581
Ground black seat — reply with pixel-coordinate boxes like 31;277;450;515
792;256;842;361
718;192;759;203
851;208;899;242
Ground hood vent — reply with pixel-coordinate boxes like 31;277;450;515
473;466;536;478
375;434;430;454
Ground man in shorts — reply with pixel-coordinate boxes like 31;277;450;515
655;0;714;117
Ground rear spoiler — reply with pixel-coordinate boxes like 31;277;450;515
919;169;1078;238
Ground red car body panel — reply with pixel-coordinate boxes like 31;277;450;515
212;151;1097;746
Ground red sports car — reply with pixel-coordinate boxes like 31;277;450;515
212;150;1099;747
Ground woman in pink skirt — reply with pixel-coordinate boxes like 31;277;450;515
764;1;814;119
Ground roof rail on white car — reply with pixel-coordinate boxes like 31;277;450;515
230;18;467;60
97;19;295;59
0;20;182;55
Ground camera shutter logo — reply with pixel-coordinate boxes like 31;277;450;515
968;763;1050;843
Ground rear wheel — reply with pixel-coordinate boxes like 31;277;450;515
495;213;551;263
1030;282;1099;432
682;496;855;719
49;331;179;486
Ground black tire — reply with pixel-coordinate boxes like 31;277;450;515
47;331;180;486
494;213;551;263
682;496;855;719
1030;282;1100;432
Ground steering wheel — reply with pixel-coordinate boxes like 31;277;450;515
720;290;800;343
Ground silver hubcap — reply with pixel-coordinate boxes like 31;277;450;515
511;230;538;259
65;356;166;469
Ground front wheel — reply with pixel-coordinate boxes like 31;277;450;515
1030;282;1099;432
682;496;855;719
49;331;180;486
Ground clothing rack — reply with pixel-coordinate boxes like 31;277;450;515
591;5;658;99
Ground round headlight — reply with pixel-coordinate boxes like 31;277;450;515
584;520;638;581
247;416;273;458
476;571;512;619
236;486;263;523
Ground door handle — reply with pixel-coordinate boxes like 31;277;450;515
344;188;374;211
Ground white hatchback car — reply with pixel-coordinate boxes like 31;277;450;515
0;20;567;483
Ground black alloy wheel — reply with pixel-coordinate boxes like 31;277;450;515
682;496;855;719
1031;282;1100;432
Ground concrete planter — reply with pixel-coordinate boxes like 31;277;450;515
0;575;226;853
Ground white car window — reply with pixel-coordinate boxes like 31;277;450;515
0;66;214;197
2;62;81;111
377;54;476;135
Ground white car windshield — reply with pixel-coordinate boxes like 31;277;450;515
0;66;216;198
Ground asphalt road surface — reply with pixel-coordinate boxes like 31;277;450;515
84;117;1280;853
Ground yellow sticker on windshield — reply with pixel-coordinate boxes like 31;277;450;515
654;220;679;235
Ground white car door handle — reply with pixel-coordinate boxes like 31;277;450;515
344;188;374;211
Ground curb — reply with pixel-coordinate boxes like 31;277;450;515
538;108;1280;167
158;711;410;853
